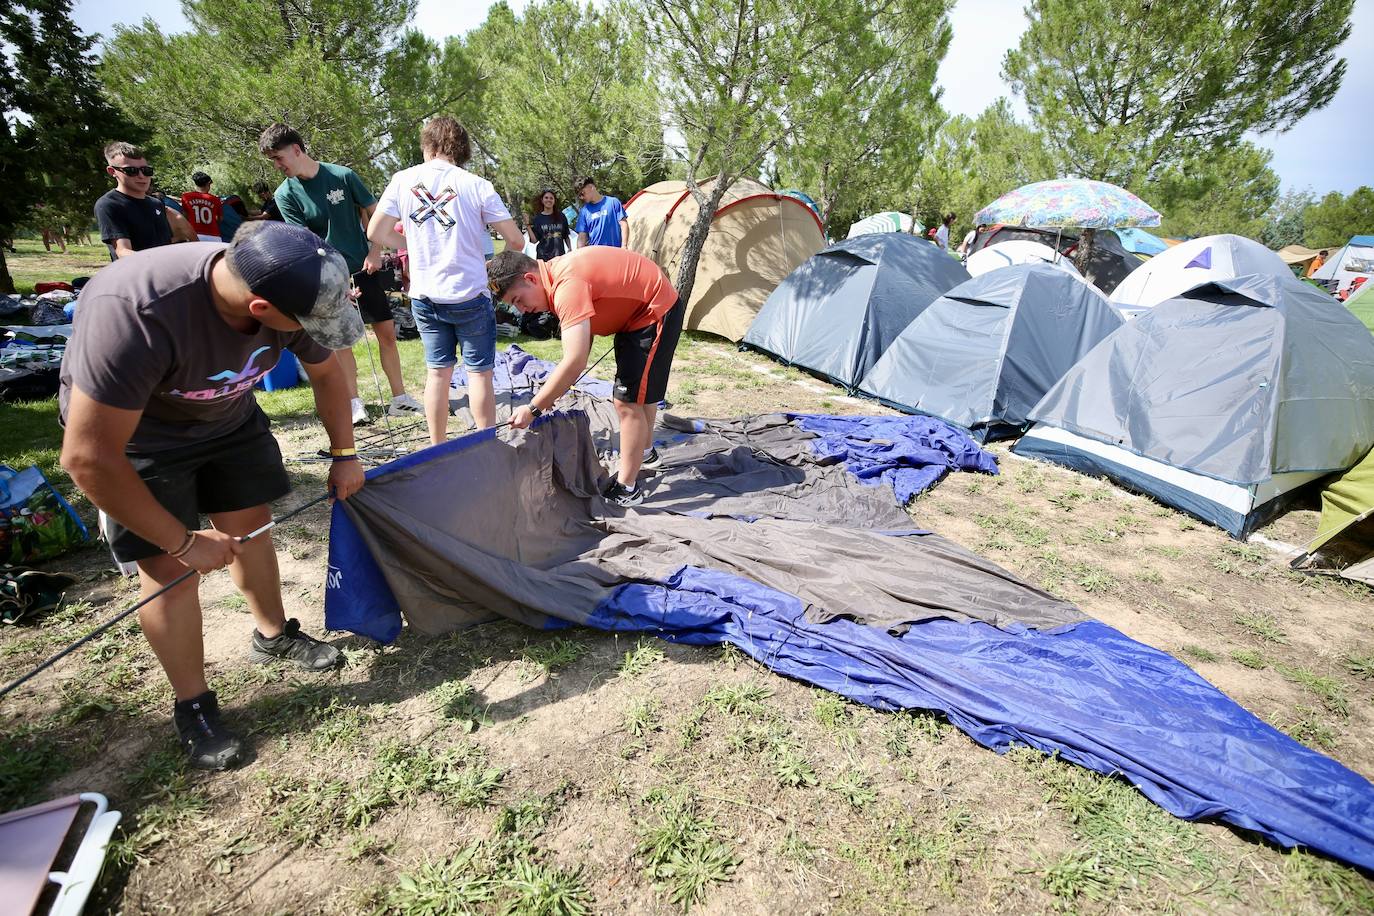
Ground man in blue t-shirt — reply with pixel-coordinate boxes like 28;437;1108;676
574;177;627;248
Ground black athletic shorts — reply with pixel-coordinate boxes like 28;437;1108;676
100;408;291;563
352;269;393;325
613;299;684;404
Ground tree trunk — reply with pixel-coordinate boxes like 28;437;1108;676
672;172;733;307
0;247;14;296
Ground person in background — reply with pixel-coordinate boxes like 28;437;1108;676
95;142;195;260
934;212;956;252
367;115;522;444
260;123;422;424
957;223;982;260
220;195;249;242
1307;249;1329;278
251;180;283;221
182;171;224;242
574;177;627;248
527;189;571;261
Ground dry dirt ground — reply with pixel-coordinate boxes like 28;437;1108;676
2;327;1373;915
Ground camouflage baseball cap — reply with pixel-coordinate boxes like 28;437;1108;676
227;222;364;350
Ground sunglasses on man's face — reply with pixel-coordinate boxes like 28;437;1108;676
111;165;155;177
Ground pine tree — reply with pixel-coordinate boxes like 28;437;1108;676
0;0;140;292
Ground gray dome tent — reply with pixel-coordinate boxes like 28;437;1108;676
1013;274;1374;537
741;234;970;390
857;264;1124;441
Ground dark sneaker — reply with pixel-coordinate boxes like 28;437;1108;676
173;691;245;771
250;618;342;670
641;447;663;471
603;480;645;508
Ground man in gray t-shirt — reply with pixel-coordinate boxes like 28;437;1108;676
59;222;366;771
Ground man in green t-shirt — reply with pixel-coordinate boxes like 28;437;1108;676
259;123;421;425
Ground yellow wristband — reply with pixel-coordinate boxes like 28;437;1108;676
330;447;357;457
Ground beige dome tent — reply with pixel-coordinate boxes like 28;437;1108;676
624;177;826;341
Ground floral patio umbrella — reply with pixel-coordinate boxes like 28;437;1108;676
974;179;1162;229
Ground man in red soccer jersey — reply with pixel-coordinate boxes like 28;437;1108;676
182;171;224;242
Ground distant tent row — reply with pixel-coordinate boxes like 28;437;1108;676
968;225;1140;294
860;264;1122;441
965;240;1080;278
740;225;1374;539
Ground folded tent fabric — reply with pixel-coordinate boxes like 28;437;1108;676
326;410;1374;872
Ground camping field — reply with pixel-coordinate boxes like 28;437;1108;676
2;244;1373;913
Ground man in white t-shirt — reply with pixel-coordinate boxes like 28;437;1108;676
367;116;523;444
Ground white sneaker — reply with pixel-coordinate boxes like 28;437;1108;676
388;393;423;417
350;398;369;425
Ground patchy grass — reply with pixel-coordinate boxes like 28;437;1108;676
1023;750;1224;905
1234;610;1288;644
1344;652;1374;680
1275;665;1350;717
635;792;740;909
520;636;588;676
1179;644;1220;664
1279;706;1338;751
618;638;666;679
3;314;1373;913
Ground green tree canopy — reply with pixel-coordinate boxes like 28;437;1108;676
0;0;140;291
1261;187;1316;249
643;0;949;302
464;0;664;218
1141;142;1280;240
1004;0;1353;186
100;0;481;197
772;0;951;234
1302;186;1374;249
909;100;1058;241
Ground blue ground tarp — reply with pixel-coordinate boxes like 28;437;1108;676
324;402;1374;872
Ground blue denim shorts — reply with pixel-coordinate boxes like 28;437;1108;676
410;294;496;371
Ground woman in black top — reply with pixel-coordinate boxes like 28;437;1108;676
526;189;570;261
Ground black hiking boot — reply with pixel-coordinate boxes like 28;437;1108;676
173;691;245;771
602;480;645;508
249;618;342;671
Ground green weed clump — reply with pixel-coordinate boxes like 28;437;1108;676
635;792;740;910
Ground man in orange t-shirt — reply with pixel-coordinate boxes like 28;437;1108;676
487;246;683;506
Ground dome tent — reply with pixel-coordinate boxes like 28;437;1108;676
742;234;970;391
858;264;1123;441
1109;234;1291;313
847;211;921;239
623;177;826;342
965;240;1081;278
1014;274;1374;537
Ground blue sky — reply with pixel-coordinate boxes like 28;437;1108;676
74;0;1371;197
